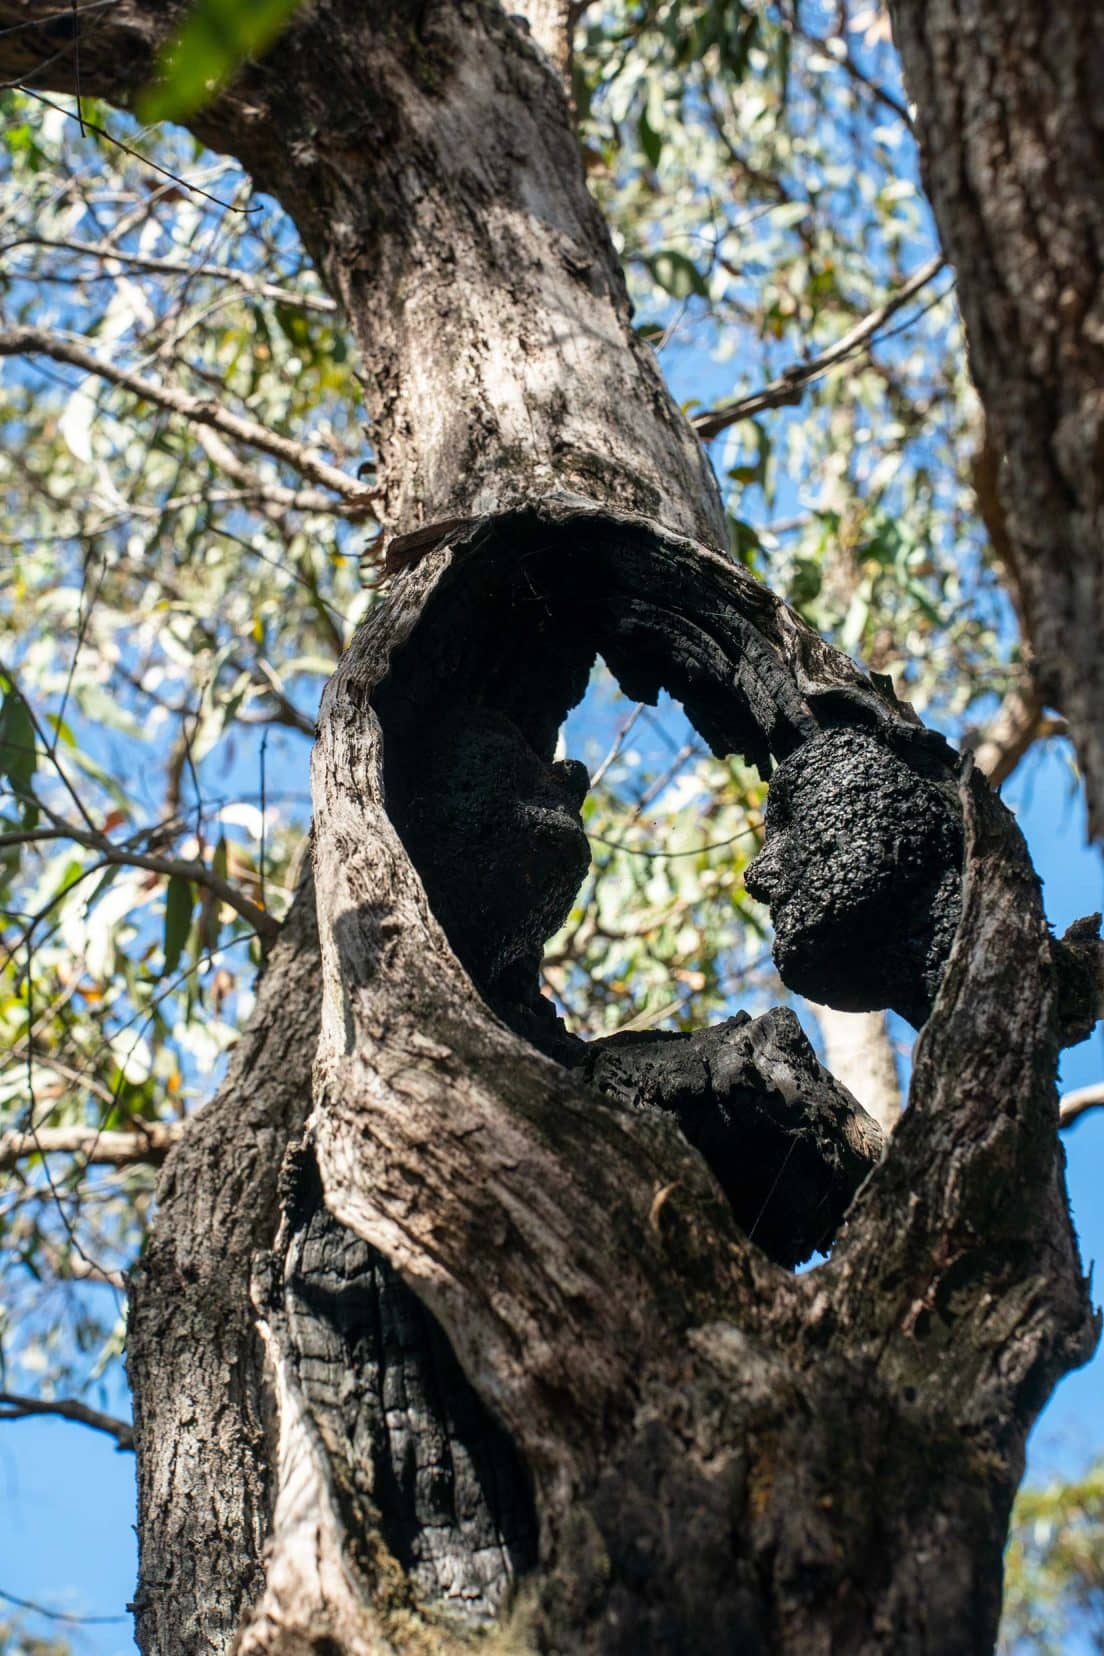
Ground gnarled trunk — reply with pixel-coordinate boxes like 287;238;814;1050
3;2;1097;1649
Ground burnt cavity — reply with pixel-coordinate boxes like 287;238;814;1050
377;521;819;1027
318;517;964;1623
375;520;965;1270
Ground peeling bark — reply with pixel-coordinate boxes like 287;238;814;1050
890;1;1104;835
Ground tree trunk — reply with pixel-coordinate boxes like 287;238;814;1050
3;3;1098;1650
890;1;1104;837
809;1005;902;1137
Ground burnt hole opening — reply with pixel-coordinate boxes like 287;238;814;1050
375;516;963;1271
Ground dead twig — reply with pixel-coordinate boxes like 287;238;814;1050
693;255;947;439
0;1389;135;1450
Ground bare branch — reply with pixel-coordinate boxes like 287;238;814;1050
808;1003;901;1136
0;1583;129;1625
0;325;377;516
1060;1082;1104;1129
192;424;366;522
1;233;338;312
967;681;1067;787
693;255;947;439
794;26;913;129
0;819;280;941
44;1246;127;1289
0;1120;185;1170
0;1389;134;1450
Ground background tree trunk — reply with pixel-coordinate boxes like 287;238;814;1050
2;3;1098;1650
889;1;1104;837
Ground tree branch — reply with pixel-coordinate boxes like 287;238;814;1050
794;24;913;130
967;680;1067;787
0;1390;134;1450
0;326;377;517
1060;1083;1104;1128
692;254;947;439
192;423;366;523
1;234;338;312
0;1120;185;1170
0;1584;128;1626
0;820;279;941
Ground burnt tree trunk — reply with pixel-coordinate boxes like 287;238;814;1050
2;3;1098;1651
889;1;1104;837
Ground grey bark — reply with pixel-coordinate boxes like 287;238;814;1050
127;879;320;1655
889;1;1104;836
2;3;1098;1652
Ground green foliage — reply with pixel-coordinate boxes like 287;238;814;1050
161;876;194;980
1001;1462;1104;1653
140;0;307;122
0;1617;73;1656
577;0;1008;723
0;88;371;1395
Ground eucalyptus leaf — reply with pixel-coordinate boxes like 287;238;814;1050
0;687;36;795
139;0;308;123
163;875;195;981
647;250;708;301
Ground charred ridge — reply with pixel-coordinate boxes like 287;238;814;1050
280;1150;539;1624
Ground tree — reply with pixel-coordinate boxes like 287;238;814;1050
0;2;1100;1651
889;0;1104;839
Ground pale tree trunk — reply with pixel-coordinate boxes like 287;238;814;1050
808;1005;902;1137
890;1;1104;837
3;4;1099;1652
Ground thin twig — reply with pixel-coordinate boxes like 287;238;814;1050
0;820;278;940
14;86;259;212
589;826;758;859
192;423;366;523
795;25;912;129
2;233;337;312
590;702;645;789
0;1389;134;1450
0;324;377;514
693;254;948;439
0;0;120;41
0;1582;129;1623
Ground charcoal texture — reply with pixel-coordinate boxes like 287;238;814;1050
745;727;963;1028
